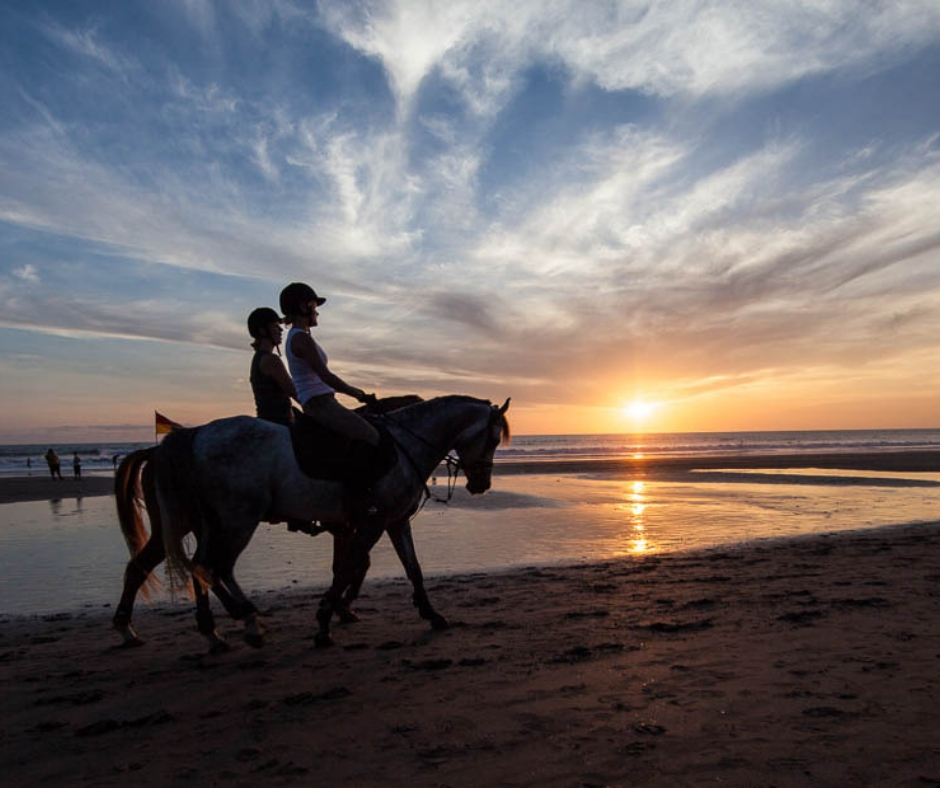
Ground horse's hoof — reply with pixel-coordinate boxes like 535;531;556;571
208;639;232;655
114;636;145;650
314;632;334;648
338;608;361;624
430;614;450;631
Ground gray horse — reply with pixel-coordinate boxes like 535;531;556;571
114;395;510;651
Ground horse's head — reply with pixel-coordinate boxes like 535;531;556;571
454;398;511;494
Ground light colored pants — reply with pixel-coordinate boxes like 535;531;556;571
302;393;379;446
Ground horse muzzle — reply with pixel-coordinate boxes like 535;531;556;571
465;477;491;495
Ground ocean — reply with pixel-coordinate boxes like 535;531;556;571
2;428;939;616
493;428;940;461
0;442;151;476
4;428;940;475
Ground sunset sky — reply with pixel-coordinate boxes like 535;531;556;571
2;1;939;442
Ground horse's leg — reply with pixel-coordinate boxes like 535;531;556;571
209;565;264;648
195;512;264;647
193;573;231;654
112;537;164;647
333;527;375;624
316;520;384;647
387;518;448;631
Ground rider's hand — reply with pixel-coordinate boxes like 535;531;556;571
361;391;378;406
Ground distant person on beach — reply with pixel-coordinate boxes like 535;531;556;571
72;452;82;479
44;449;62;480
26;457;31;472
247;307;298;427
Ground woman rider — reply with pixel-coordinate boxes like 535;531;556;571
280;282;382;521
248;306;321;536
279;282;379;446
247;307;296;427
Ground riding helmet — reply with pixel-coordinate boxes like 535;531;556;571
279;282;326;319
247;307;281;339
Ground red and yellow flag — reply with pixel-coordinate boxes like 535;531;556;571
155;410;183;437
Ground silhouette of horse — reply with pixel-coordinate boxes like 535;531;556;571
113;395;423;649
113;395;510;651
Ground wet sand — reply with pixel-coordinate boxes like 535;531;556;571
495;449;940;476
0;476;113;504
0;449;937;505
2;522;940;786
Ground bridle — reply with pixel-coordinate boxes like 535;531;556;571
378;406;503;512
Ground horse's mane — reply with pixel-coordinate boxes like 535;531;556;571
499;411;512;445
356;394;424;416
393;394;511;444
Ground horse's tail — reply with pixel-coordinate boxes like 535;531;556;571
114;447;161;599
153;427;206;593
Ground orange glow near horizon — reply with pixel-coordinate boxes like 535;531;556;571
496;372;940;436
4;359;939;444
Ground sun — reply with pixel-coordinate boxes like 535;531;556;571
622;399;659;423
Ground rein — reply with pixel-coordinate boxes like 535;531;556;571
424;454;461;508
377;412;462;511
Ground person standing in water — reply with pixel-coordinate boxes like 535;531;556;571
45;449;62;480
72;452;82;479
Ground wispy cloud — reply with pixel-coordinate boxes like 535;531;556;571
322;0;940;112
12;264;39;283
39;19;137;75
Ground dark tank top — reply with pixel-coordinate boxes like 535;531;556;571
250;351;292;426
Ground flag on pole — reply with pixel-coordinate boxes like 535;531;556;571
155;410;183;440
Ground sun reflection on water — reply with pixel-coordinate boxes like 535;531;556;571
618;480;652;554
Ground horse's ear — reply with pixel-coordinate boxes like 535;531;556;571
498;397;511;414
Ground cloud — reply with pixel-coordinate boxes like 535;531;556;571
12;264;39;283
39;20;137;75
0;113;415;288
318;1;493;113
2;3;939;430
426;292;501;336
548;1;940;97
320;0;940;115
427;131;940;400
3;101;938;403
176;0;218;36
168;68;240;115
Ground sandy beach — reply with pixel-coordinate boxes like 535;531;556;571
2;518;939;786
3;450;940;785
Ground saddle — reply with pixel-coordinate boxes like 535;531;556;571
289;410;398;485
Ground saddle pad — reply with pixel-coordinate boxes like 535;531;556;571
289;412;397;484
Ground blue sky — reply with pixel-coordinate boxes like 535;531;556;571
1;1;939;441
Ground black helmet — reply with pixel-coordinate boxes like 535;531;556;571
247;307;281;339
279;282;326;319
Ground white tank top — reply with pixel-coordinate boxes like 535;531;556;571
286;326;334;404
